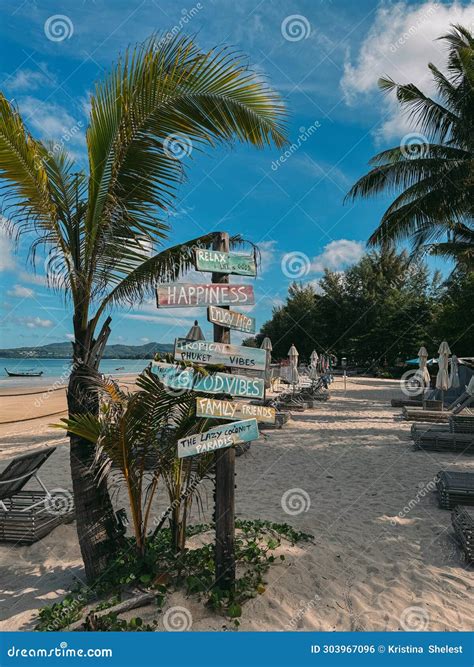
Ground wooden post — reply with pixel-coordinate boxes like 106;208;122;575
212;232;235;590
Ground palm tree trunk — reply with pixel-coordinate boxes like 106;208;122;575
67;320;120;583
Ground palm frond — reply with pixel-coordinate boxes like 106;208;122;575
84;34;287;293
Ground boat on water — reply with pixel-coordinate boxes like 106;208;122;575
115;366;125;371
4;368;44;377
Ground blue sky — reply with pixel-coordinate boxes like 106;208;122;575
1;0;473;349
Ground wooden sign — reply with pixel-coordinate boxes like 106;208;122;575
194;248;256;276
174;339;267;371
177;418;259;458
196;397;276;423
152;362;264;399
156;283;255;308
207;305;256;334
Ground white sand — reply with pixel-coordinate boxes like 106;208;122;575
1;377;473;632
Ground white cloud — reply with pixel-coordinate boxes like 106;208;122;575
125;313;195;328
65;333;75;340
257;240;277;275
4;65;56;92
341;2;474;141
0;232;15;272
311;239;364;273
18;316;54;329
17;97;85;158
17;270;47;286
140;337;150;343
7;284;34;298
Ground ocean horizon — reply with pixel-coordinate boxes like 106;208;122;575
0;357;149;389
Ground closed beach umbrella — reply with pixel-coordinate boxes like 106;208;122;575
416;346;431;391
309;350;319;381
436;341;451;408
449;354;460;389
260;337;273;390
185;320;205;341
288;344;299;390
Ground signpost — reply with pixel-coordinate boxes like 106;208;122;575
196;397;276;424
174;339;267;371
154;231;262;592
177;418;259;458
207;305;256;334
151;362;265;399
194;248;256;276
156;283;254;308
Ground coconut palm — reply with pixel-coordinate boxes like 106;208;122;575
0;34;286;581
59;371;215;557
346;25;473;265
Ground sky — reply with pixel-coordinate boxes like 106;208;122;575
0;0;473;349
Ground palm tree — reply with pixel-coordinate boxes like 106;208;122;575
346;25;473;265
0;34;286;581
59;371;215;557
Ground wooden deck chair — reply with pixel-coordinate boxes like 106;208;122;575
403;396;473;422
0;448;74;544
0;447;56;512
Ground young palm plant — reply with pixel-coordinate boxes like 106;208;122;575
0;34;287;581
346;25;473;266
58;371;215;557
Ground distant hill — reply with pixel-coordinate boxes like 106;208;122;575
0;341;173;359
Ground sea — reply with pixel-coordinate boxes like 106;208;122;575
0;358;149;389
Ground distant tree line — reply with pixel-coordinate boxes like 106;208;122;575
246;248;473;370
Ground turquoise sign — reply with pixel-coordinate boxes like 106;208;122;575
177;418;259;458
151;362;265;399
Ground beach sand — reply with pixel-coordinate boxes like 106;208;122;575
1;377;473;632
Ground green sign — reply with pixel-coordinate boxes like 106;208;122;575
177;418;259;458
174;339;267;371
194;248;256;276
152;362;265;399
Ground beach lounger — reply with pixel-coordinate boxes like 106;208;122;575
402;395;473;422
451;506;474;563
435;471;474;509
413;432;474;454
450;415;474;434
0;448;74;544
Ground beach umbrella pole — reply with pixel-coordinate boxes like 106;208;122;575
212;233;236;590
